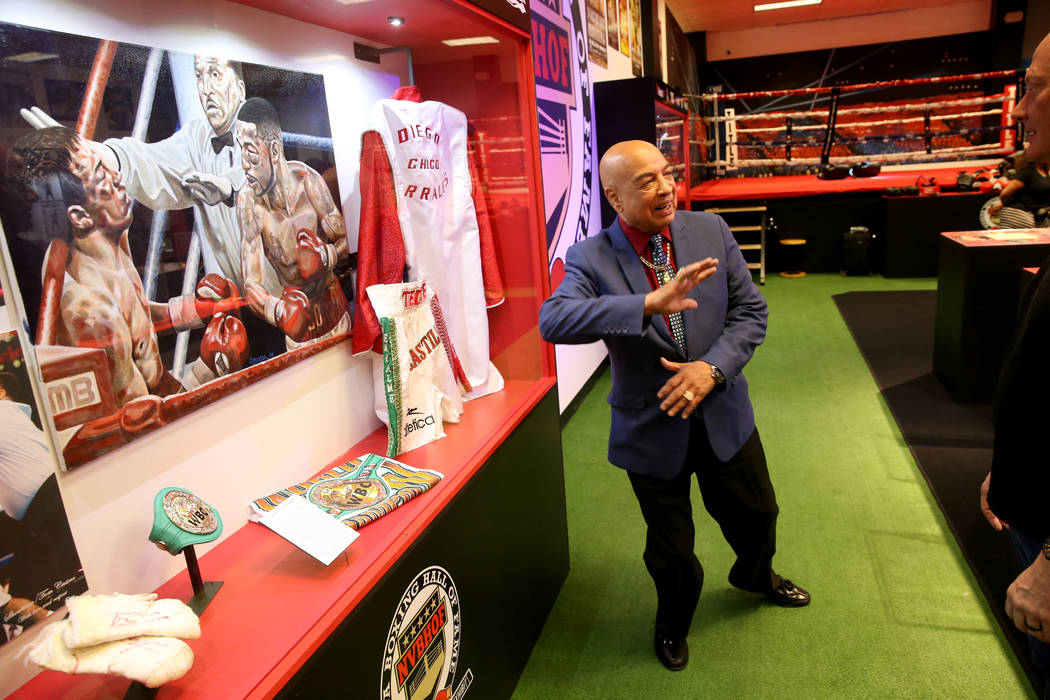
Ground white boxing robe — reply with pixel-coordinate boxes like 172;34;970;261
353;94;504;402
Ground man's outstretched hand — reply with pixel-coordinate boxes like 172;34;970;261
20;106;120;171
644;257;718;317
182;172;234;206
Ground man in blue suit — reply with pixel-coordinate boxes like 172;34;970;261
539;140;809;672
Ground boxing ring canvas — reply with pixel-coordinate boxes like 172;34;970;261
0;21;349;470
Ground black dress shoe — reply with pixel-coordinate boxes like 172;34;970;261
766;579;811;607
654;634;688;671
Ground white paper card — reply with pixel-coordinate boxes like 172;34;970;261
258;494;359;565
986;232;1036;241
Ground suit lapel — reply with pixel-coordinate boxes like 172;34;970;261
669;215;700;269
610;219;652;296
670;216;704;359
608;219;678;353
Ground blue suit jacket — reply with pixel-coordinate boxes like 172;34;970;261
539;211;768;477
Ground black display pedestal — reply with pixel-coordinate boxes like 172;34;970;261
933;232;1050;401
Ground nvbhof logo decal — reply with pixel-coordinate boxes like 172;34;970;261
381;566;472;700
532;0;594;274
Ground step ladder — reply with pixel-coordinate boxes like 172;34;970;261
703;205;767;285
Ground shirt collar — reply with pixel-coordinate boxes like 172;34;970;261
618;217;671;257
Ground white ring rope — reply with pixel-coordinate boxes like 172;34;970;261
706;144;1008;167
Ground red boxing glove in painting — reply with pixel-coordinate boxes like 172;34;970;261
200;313;249;376
195;273;240;317
267;288;313;342
296;229;337;281
168;274;241;332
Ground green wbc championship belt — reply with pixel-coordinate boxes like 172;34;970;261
149;488;223;555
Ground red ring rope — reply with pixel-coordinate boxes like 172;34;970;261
697;69;1021;102
703;95;1008;122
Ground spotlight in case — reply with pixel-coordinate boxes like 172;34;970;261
388;16;405;26
754;0;821;10
441;36;500;47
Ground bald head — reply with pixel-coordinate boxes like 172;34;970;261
600;140;661;191
600;140;678;233
1015;33;1050;162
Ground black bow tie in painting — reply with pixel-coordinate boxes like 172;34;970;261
210;130;234;154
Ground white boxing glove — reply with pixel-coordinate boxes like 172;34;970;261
29;620;194;688
63;593;200;648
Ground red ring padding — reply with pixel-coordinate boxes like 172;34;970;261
691;164;999;201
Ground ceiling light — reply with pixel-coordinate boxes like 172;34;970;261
388;16;404;26
441;36;500;47
754;0;822;11
5;51;59;63
299;53;350;63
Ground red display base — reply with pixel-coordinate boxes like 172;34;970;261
11;378;555;700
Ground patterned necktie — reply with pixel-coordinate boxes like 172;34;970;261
650;234;687;353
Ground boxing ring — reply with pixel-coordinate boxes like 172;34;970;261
683;69;1023;275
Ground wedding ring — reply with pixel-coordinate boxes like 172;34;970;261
682;390;696;402
1027;622;1043;632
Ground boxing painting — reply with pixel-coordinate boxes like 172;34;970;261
0;21;351;469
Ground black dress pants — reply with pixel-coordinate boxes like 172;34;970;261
627;420;780;640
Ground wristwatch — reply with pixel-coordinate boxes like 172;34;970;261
710;364;726;386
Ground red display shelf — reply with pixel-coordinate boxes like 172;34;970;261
11;377;555;699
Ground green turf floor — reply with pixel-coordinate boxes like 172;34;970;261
512;273;1034;699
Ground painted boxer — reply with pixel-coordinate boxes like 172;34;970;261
235;97;350;347
7;127;243;407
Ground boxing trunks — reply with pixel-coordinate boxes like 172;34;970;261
366;279;469;456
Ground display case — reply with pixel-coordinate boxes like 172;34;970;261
594;76;691;227
0;0;564;697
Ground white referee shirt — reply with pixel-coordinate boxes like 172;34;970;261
105;118;281;296
0;401;54;521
